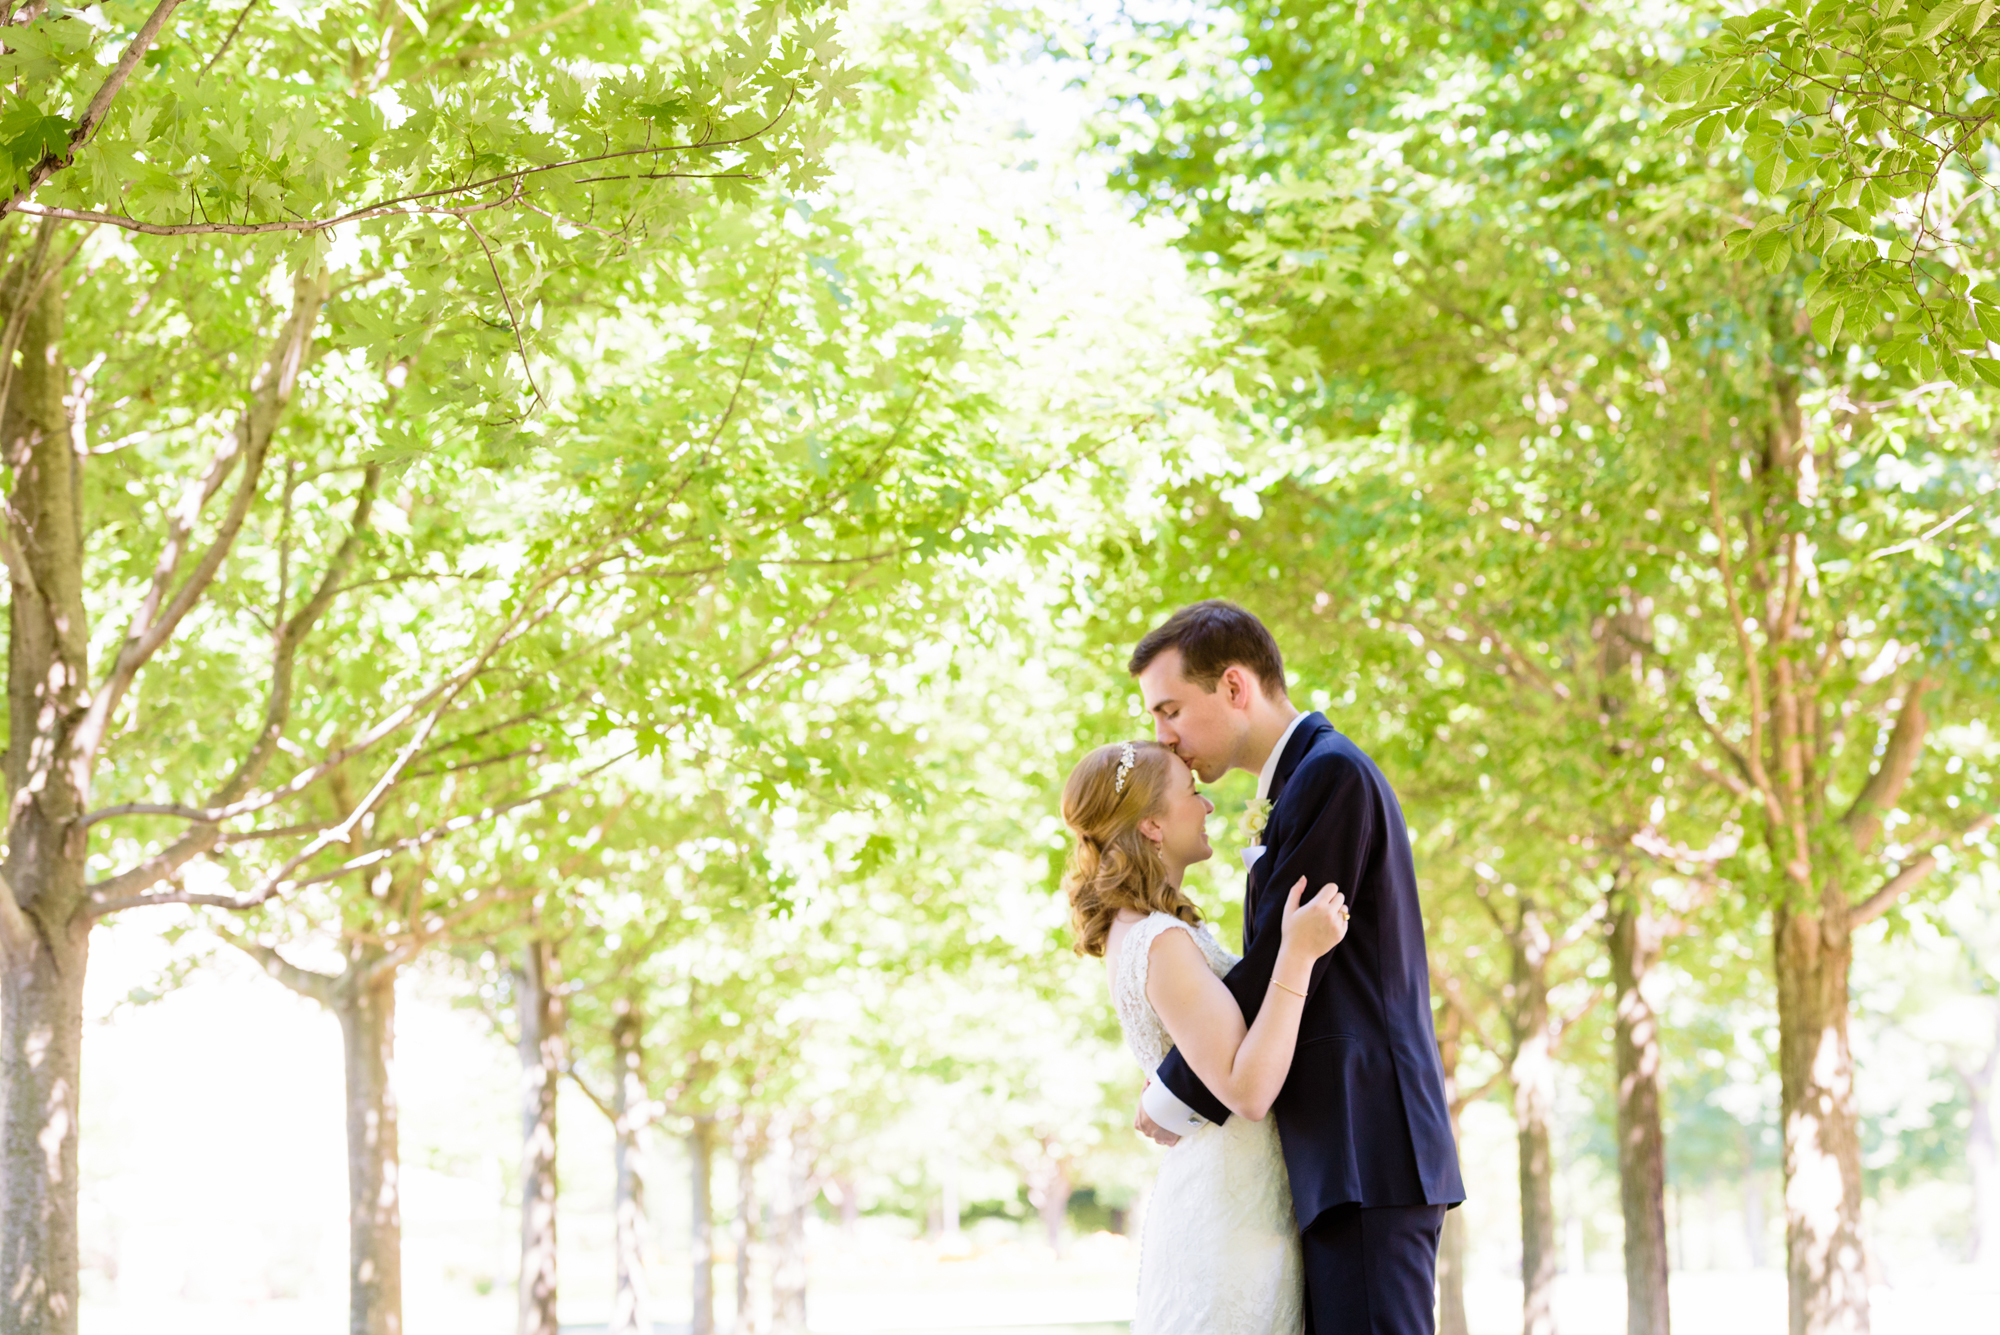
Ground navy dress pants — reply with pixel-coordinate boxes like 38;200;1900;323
1301;1204;1448;1335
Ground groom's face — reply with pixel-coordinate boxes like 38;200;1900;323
1136;649;1247;784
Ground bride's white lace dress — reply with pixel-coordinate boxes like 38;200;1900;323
1112;912;1304;1335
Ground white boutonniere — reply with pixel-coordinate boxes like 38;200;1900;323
1235;798;1273;849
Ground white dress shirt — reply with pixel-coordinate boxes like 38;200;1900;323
1144;710;1310;1135
1241;710;1308;872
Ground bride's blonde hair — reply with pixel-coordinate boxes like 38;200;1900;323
1060;741;1202;958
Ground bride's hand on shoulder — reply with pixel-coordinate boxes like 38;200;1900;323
1279;876;1348;957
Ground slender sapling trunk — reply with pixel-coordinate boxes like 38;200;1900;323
733;1115;767;1335
1611;889;1671;1335
691;1113;719;1335
1509;899;1560;1335
771;1114;811;1335
334;954;405;1335
609;997;649;1335
1967;1008;2000;1266
515;938;563;1335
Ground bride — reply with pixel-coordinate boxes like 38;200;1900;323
1061;740;1347;1335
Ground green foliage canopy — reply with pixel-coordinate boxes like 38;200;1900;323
1666;1;2000;384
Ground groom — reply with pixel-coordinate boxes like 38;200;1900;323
1130;600;1464;1335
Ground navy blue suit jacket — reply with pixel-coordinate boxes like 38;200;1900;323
1156;714;1466;1229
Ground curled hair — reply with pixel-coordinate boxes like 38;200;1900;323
1060;741;1202;957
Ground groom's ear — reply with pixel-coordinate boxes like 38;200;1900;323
1219;664;1258;710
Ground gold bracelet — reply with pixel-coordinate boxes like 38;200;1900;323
1272;978;1308;1000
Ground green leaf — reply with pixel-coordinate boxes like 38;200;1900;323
1915;3;1967;44
1656;65;1704;101
0;103;70;169
1969;357;2000;387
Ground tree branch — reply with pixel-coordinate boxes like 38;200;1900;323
461;212;543;408
1849;811;1998;930
197;0;259;83
0;0;188;213
6;99;795;238
1842;676;1935;853
1430;962;1498;1055
1691;756;1756;802
87;751;629;918
361;882;527;984
567;1065;615;1121
219;933;335;1005
203;464;382;808
1709;464;1777;804
73;274;326;767
1452;1069;1507;1116
413;2;594;80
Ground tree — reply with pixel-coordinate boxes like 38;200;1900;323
1090;7;2000;1335
0;4;858;1330
1666;3;2000;386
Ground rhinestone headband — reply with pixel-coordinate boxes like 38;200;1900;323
1112;741;1137;794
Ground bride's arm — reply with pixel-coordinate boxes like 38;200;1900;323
1144;878;1346;1122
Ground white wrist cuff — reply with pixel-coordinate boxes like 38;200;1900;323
1143;1071;1208;1133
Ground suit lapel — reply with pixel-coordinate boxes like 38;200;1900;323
1267;712;1331;805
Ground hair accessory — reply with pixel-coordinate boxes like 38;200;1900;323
1112;741;1137;794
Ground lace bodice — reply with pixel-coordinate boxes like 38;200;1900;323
1110;912;1239;1073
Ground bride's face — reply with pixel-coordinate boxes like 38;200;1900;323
1142;754;1215;873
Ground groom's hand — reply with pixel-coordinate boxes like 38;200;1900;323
1135;1083;1180;1147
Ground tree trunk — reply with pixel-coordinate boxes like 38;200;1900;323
0;250;90;1335
691;1114;719;1335
770;1115;811;1335
940;1153;962;1246
1510;901;1559;1335
733;1116;767;1335
1741;1124;1768;1268
1773;905;1868;1335
0;919;88;1335
1433;996;1471;1335
610;997;649;1335
1963;1007;1999;1266
1025;1149;1071;1256
1437;1206;1470;1335
1611;891;1671;1335
827;1175;859;1238
515;939;563;1335
332;952;404;1335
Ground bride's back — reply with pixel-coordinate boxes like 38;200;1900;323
1104;909;1237;1074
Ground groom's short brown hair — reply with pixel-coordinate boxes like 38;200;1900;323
1128;600;1288;697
